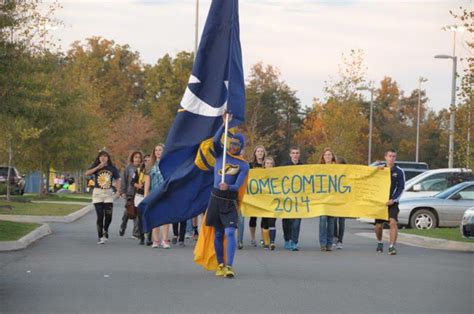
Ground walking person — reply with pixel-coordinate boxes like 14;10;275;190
119;151;143;239
144;144;171;249
85;150;121;244
132;154;149;245
206;114;249;278
261;157;277;250
246;145;266;248
282;146;303;251
319;148;337;251
333;156;347;249
375;149;405;255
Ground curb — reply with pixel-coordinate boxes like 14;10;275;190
0;204;94;224
356;231;474;252
0;223;52;251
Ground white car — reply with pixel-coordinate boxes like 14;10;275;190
401;168;473;200
461;207;474;239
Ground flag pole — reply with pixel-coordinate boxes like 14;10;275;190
221;113;229;184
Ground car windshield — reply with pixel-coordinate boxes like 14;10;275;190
434;184;466;199
406;171;432;186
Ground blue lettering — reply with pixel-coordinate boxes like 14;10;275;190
338;175;352;193
248;179;260;195
328;175;338;193
316;175;327;193
270;177;281;195
281;176;290;194
291;175;303;194
302;175;315;193
258;179;271;194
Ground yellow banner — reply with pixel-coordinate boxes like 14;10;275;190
241;165;390;220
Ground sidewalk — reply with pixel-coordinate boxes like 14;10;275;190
356;230;474;252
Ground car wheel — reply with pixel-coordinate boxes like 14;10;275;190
410;209;437;230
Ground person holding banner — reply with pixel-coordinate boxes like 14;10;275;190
375;149;405;255
333;156;348;249
282;146;303;251
319;148;337;251
261;157;277;250
246;145;267;248
205;114;249;278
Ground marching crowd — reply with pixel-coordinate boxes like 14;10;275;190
85;118;405;278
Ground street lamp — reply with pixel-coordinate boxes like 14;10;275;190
194;0;199;60
357;85;375;165
435;54;457;168
435;24;464;168
416;77;428;162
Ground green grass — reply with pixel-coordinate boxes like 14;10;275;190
0;220;40;241
401;228;472;243
0;200;84;216
6;193;91;203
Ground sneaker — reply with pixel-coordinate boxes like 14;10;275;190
97;238;106;244
238;241;243;250
161;240;171;249
250;239;257;247
284;241;291;250
131;235;139;240
259;240;265;247
291;242;299;251
146;240;153;246
376;243;384;253
388;246;397;255
264;245;269;250
336;242;343;250
270;243;276;251
171;236;178;245
320;246;327;251
326;245;332;252
224;265;235;278
215;263;225;277
139;239;145;245
178;241;185;247
104;231;109;239
185;232;192;239
151;241;160;248
119;229;125;237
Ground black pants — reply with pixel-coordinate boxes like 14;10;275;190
333;217;346;243
249;217;264;228
172;221;187;242
261;218;276;229
95;202;113;239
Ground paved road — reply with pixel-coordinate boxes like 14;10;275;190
1;199;472;313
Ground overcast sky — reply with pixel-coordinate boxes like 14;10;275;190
50;0;472;112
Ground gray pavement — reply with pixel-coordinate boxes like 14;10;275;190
1;199;472;314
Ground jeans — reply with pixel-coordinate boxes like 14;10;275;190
282;218;301;244
237;216;245;243
319;216;335;247
334;217;346;243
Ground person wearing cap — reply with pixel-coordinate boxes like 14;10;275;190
205;114;249;278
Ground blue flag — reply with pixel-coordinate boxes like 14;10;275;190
140;0;245;231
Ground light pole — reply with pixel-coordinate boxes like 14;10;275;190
435;25;464;168
416;77;428;162
435;54;457;168
357;85;375;165
194;0;199;60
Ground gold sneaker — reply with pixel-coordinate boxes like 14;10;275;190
215;263;225;277
224;265;235;278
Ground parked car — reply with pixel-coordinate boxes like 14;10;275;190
0;166;26;195
398;181;474;229
370;161;429;181
401;168;473;200
461;207;474;240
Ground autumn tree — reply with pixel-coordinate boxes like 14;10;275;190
242;62;303;164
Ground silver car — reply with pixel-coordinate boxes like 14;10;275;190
398;181;474;229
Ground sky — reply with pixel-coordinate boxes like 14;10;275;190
49;0;472;112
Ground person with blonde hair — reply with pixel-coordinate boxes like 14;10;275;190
319;148;337;251
261;157;277;250
144;144;171;249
